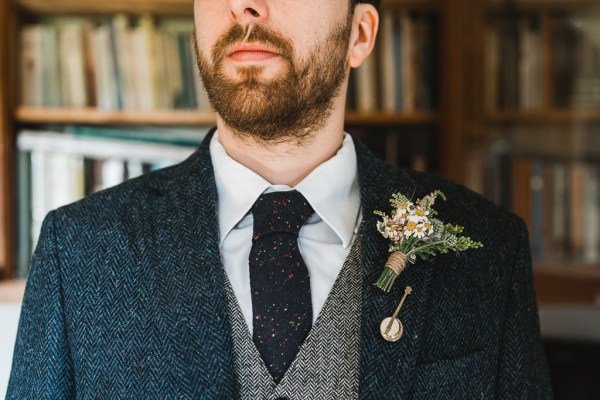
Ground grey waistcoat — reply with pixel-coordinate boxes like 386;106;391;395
224;229;365;400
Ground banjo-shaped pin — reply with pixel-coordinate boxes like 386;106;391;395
380;286;412;342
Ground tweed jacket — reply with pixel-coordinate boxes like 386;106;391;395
7;130;552;399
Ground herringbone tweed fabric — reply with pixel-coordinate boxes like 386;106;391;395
226;228;364;400
7;128;552;399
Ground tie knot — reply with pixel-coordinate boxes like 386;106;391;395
252;191;314;238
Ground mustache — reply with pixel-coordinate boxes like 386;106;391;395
212;23;294;64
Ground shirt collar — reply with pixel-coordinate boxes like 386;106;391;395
210;131;360;248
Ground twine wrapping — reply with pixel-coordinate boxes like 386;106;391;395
385;251;408;276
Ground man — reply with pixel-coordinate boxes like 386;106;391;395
8;0;552;398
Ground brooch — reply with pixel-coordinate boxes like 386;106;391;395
374;191;483;293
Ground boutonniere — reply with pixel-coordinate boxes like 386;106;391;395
374;190;483;292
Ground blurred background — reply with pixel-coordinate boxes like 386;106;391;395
1;0;600;398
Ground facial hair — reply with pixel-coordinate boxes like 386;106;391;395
194;13;353;145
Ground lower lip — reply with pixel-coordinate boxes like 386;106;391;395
229;50;279;62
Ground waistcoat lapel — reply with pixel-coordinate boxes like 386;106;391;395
162;129;236;398
354;138;436;399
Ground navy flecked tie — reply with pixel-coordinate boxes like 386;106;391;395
250;190;314;383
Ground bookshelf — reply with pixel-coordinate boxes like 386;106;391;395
1;0;463;281
466;0;600;305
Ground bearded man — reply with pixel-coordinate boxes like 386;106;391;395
8;0;552;398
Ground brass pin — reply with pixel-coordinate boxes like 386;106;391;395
380;286;412;342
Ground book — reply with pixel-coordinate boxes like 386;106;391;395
379;11;397;112
29;150;84;249
393;10;404;111
551;162;568;259
16;152;32;278
355;45;378;113
92;23;119;110
530;159;544;259
42;25;63;107
582;164;600;262
400;11;416;111
20;25;44;107
58;23;88;108
570;162;585;256
541;161;554;259
111;14;135;110
99;158;126;190
511;155;533;233
82;22;98;107
518;17;542;110
133;14;159;111
418;13;435;110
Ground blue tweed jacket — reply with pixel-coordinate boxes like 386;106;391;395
7;130;552;399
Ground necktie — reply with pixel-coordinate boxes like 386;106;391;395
250;190;314;383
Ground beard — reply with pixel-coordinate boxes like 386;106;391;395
194;14;353;145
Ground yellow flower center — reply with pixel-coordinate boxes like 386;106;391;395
406;221;417;231
416;208;425;217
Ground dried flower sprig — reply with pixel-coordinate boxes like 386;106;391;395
374;191;483;292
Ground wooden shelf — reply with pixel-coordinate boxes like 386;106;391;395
383;0;440;9
345;111;438;125
16;106;438;126
16;0;193;16
534;264;600;306
15;0;440;16
487;109;600;123
488;0;600;12
16;107;217;126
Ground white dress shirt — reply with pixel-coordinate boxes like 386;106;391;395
210;131;361;334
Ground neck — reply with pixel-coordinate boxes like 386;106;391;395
216;91;348;187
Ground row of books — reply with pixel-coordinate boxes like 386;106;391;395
16;126;209;277
553;15;600;109
486;14;600;111
486;16;544;111
20;10;437;114
348;10;437;113
20;14;209;111
485;151;600;263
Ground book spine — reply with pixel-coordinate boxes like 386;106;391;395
401;11;415;112
570;162;585;256
530;158;544;260
20;26;44;107
582;164;600;262
552;162;569;258
42;26;63;107
355;43;378;113
379;10;396;112
58;24;88;108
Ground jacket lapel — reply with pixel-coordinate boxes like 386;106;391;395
161;129;237;398
354;138;436;399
